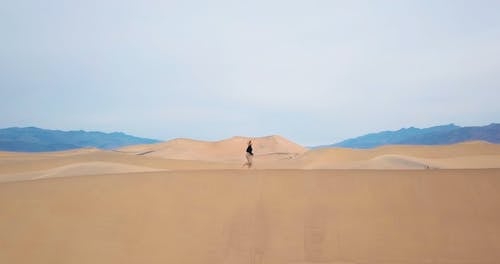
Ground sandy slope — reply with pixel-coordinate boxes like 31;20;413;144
1;169;500;264
0;149;234;182
1;140;500;182
118;135;307;162
0;161;163;182
119;138;500;169
291;141;500;169
1;138;500;263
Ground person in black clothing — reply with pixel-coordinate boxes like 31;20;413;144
243;140;253;168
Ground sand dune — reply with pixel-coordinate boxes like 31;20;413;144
2;137;500;263
1;161;164;182
118;135;307;162
117;138;500;170
0;149;234;182
1;139;499;179
352;154;432;169
1;169;500;263
292;141;500;169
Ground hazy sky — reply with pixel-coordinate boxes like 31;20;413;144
1;0;499;145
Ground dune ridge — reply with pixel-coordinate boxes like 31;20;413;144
293;141;500;169
120;138;500;170
118;135;307;162
2;138;500;182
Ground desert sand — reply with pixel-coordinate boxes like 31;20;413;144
1;136;500;263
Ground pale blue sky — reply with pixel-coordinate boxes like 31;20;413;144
1;0;499;145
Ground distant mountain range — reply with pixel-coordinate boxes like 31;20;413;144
325;123;500;149
0;127;160;152
2;124;499;152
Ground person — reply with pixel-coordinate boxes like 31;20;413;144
242;140;254;168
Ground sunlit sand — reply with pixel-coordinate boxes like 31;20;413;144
1;136;500;263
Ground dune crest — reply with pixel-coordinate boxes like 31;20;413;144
293;142;500;169
119;135;307;162
1;139;499;179
0;161;163;182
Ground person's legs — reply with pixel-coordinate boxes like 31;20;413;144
242;153;250;168
246;153;253;168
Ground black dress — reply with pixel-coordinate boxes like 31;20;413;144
246;145;253;155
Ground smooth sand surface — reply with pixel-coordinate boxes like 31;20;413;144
1;169;500;264
1;138;500;263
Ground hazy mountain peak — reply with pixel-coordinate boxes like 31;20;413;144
326;123;499;149
0;127;160;152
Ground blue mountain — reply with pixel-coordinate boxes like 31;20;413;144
326;123;500;149
0;127;160;152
